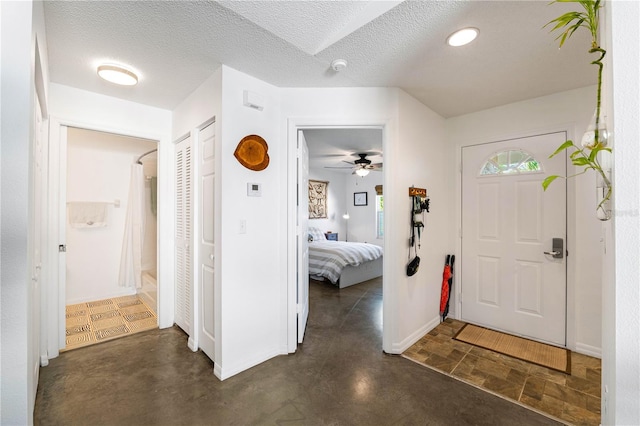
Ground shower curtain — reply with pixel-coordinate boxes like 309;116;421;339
119;163;146;289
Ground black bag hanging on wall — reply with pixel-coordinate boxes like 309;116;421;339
407;255;420;276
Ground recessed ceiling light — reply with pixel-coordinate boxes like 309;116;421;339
97;64;139;86
447;28;479;47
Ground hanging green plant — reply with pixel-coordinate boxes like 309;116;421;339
542;0;612;220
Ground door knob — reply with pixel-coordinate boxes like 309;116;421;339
544;238;564;259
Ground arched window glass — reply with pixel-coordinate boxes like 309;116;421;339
480;149;542;176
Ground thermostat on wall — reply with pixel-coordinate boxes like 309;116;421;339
247;183;262;197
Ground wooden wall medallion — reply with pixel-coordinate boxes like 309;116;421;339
234;135;270;171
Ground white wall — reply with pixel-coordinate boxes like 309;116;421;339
308;169;347;239
172;70;222;141
65;128;157;303
446;86;601;354
393;90;451;350
345;171;384;245
281;87;451;354
602;1;640;424
218;66;283;379
0;1;49;423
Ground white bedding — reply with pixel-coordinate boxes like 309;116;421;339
309;241;383;284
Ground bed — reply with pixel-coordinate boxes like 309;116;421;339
307;228;383;288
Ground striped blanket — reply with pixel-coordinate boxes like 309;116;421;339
309;241;383;284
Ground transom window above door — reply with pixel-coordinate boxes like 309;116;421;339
479;149;542;176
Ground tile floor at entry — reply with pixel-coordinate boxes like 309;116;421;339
35;278;562;425
403;319;601;426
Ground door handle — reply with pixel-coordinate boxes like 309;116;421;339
544;238;564;259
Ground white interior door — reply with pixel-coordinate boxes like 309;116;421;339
461;132;567;346
175;136;193;335
198;122;215;360
30;94;44;401
297;130;310;343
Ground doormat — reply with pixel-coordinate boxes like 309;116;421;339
63;295;157;351
454;324;570;374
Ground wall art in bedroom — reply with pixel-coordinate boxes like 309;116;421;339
308;180;328;219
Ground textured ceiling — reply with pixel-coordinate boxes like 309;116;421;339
43;0;594;118
220;1;403;55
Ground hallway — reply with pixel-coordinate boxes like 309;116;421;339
35;278;559;425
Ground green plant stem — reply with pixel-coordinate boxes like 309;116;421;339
591;47;606;144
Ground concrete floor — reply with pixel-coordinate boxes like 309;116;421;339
35;278;560;425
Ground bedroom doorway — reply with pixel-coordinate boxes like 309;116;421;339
289;122;386;350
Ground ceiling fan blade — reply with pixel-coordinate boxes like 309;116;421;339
342;160;355;165
325;166;353;169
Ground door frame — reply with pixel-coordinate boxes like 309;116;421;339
455;126;578;351
45;116;172;360
286;116;393;353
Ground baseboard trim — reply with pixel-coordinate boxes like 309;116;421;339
187;337;198;352
213;362;223;380
65;289;137;305
390;315;440;354
574;342;602;358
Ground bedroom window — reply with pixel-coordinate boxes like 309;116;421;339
376;195;384;239
479;149;542;176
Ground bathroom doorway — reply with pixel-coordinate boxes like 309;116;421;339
62;127;159;350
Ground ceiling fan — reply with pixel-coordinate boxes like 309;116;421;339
325;153;383;177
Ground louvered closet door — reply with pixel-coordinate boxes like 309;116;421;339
175;136;193;334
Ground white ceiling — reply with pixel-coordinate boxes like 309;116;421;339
303;128;383;172
43;0;594;119
43;1;594;170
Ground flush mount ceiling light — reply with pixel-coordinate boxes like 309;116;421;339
97;64;139;86
446;27;479;47
355;168;370;177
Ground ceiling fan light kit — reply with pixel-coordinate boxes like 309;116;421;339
355;168;370;177
323;152;382;177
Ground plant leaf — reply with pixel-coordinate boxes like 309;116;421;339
542;175;562;191
572;157;590;166
588;144;612;161
570;150;583;159
549;140;574;158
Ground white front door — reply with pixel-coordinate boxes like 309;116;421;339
297;130;310;343
461;132;567;346
198;122;215;360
